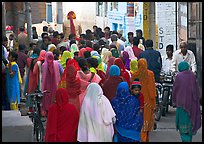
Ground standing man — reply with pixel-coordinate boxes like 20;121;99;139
162;44;174;73
171;41;197;75
138;39;162;83
63;11;82;40
125;32;134;47
132;37;143;59
18;26;28;49
136;29;145;45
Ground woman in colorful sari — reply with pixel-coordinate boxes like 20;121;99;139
45;88;79;142
172;61;201;142
102;51;112;72
33;50;46;91
6;51;22;110
41;52;61;116
59;50;72;68
76;58;101;105
121;51;131;70
105;56;115;78
111;82;143;142
78;48;87;58
102;65;124;101
130;59;138;76
131;58;156;142
114;58;130;87
66;64;81;111
124;46;137;60
77;83;116;142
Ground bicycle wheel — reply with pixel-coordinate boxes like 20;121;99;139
34;118;45;142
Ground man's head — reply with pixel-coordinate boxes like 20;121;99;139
133;37;140;46
41;32;48;39
179;41;188;55
104;26;110;34
136;29;143;38
111;34;118;42
80;34;86;41
166;44;174;58
127;32;134;43
8;51;18;62
117;30;123;39
43;36;51;46
93;25;98;32
67;11;76;19
144;39;153;48
68;34;76;41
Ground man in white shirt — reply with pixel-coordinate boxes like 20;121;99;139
171;41;197;75
162;44;174;73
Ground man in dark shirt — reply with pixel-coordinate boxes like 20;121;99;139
17;44;28;98
132;37;143;59
138;39;162;82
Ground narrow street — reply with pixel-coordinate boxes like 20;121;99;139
149;107;202;142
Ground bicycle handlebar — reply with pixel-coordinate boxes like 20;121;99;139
25;90;50;98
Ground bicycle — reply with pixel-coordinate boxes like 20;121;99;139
25;90;50;142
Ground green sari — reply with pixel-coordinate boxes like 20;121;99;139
176;107;193;142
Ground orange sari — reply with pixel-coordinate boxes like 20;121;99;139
131;58;156;142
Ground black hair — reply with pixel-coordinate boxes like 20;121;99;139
80;34;86;39
41;32;48;39
120;57;126;66
111;34;118;42
136;29;143;36
86;29;92;35
84;51;91;59
70;40;76;46
93;25;98;29
29;42;37;48
128;32;134;36
9;51;18;61
32;26;37;31
111;31;118;35
79;39;86;45
86;33;92;41
87;57;98;68
133;37;140;46
78;58;89;71
43;26;48;32
98;39;105;46
60;46;67;54
66;58;71;65
166;44;174;52
131;78;141;90
53;31;59;38
19;44;26;51
52;49;60;60
74;51;79;57
68;34;76;40
145;39;153;48
104;26;110;31
59;33;64;39
43;36;51;42
19;26;25;32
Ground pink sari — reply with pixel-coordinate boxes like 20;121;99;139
76;70;101;105
42;52;60;114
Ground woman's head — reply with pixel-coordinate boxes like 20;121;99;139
109;65;120;76
116;82;130;98
38;50;46;61
78;58;89;71
55;88;69;110
178;61;190;72
130;59;138;73
8;51;18;62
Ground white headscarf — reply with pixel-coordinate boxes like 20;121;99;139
77;83;116;142
124;46;137;60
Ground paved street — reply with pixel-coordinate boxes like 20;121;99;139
149;107;202;142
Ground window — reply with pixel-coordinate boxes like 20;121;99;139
96;2;108;17
110;2;118;11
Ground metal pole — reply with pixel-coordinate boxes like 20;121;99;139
2;2;6;36
103;2;105;29
175;2;177;50
25;2;33;44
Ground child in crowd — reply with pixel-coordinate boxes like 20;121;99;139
131;78;144;114
6;51;22;110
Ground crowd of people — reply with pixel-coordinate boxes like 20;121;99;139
2;11;201;142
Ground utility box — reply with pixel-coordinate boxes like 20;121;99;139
2;110;33;142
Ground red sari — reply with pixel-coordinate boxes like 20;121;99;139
114;58;131;87
45;88;79;142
